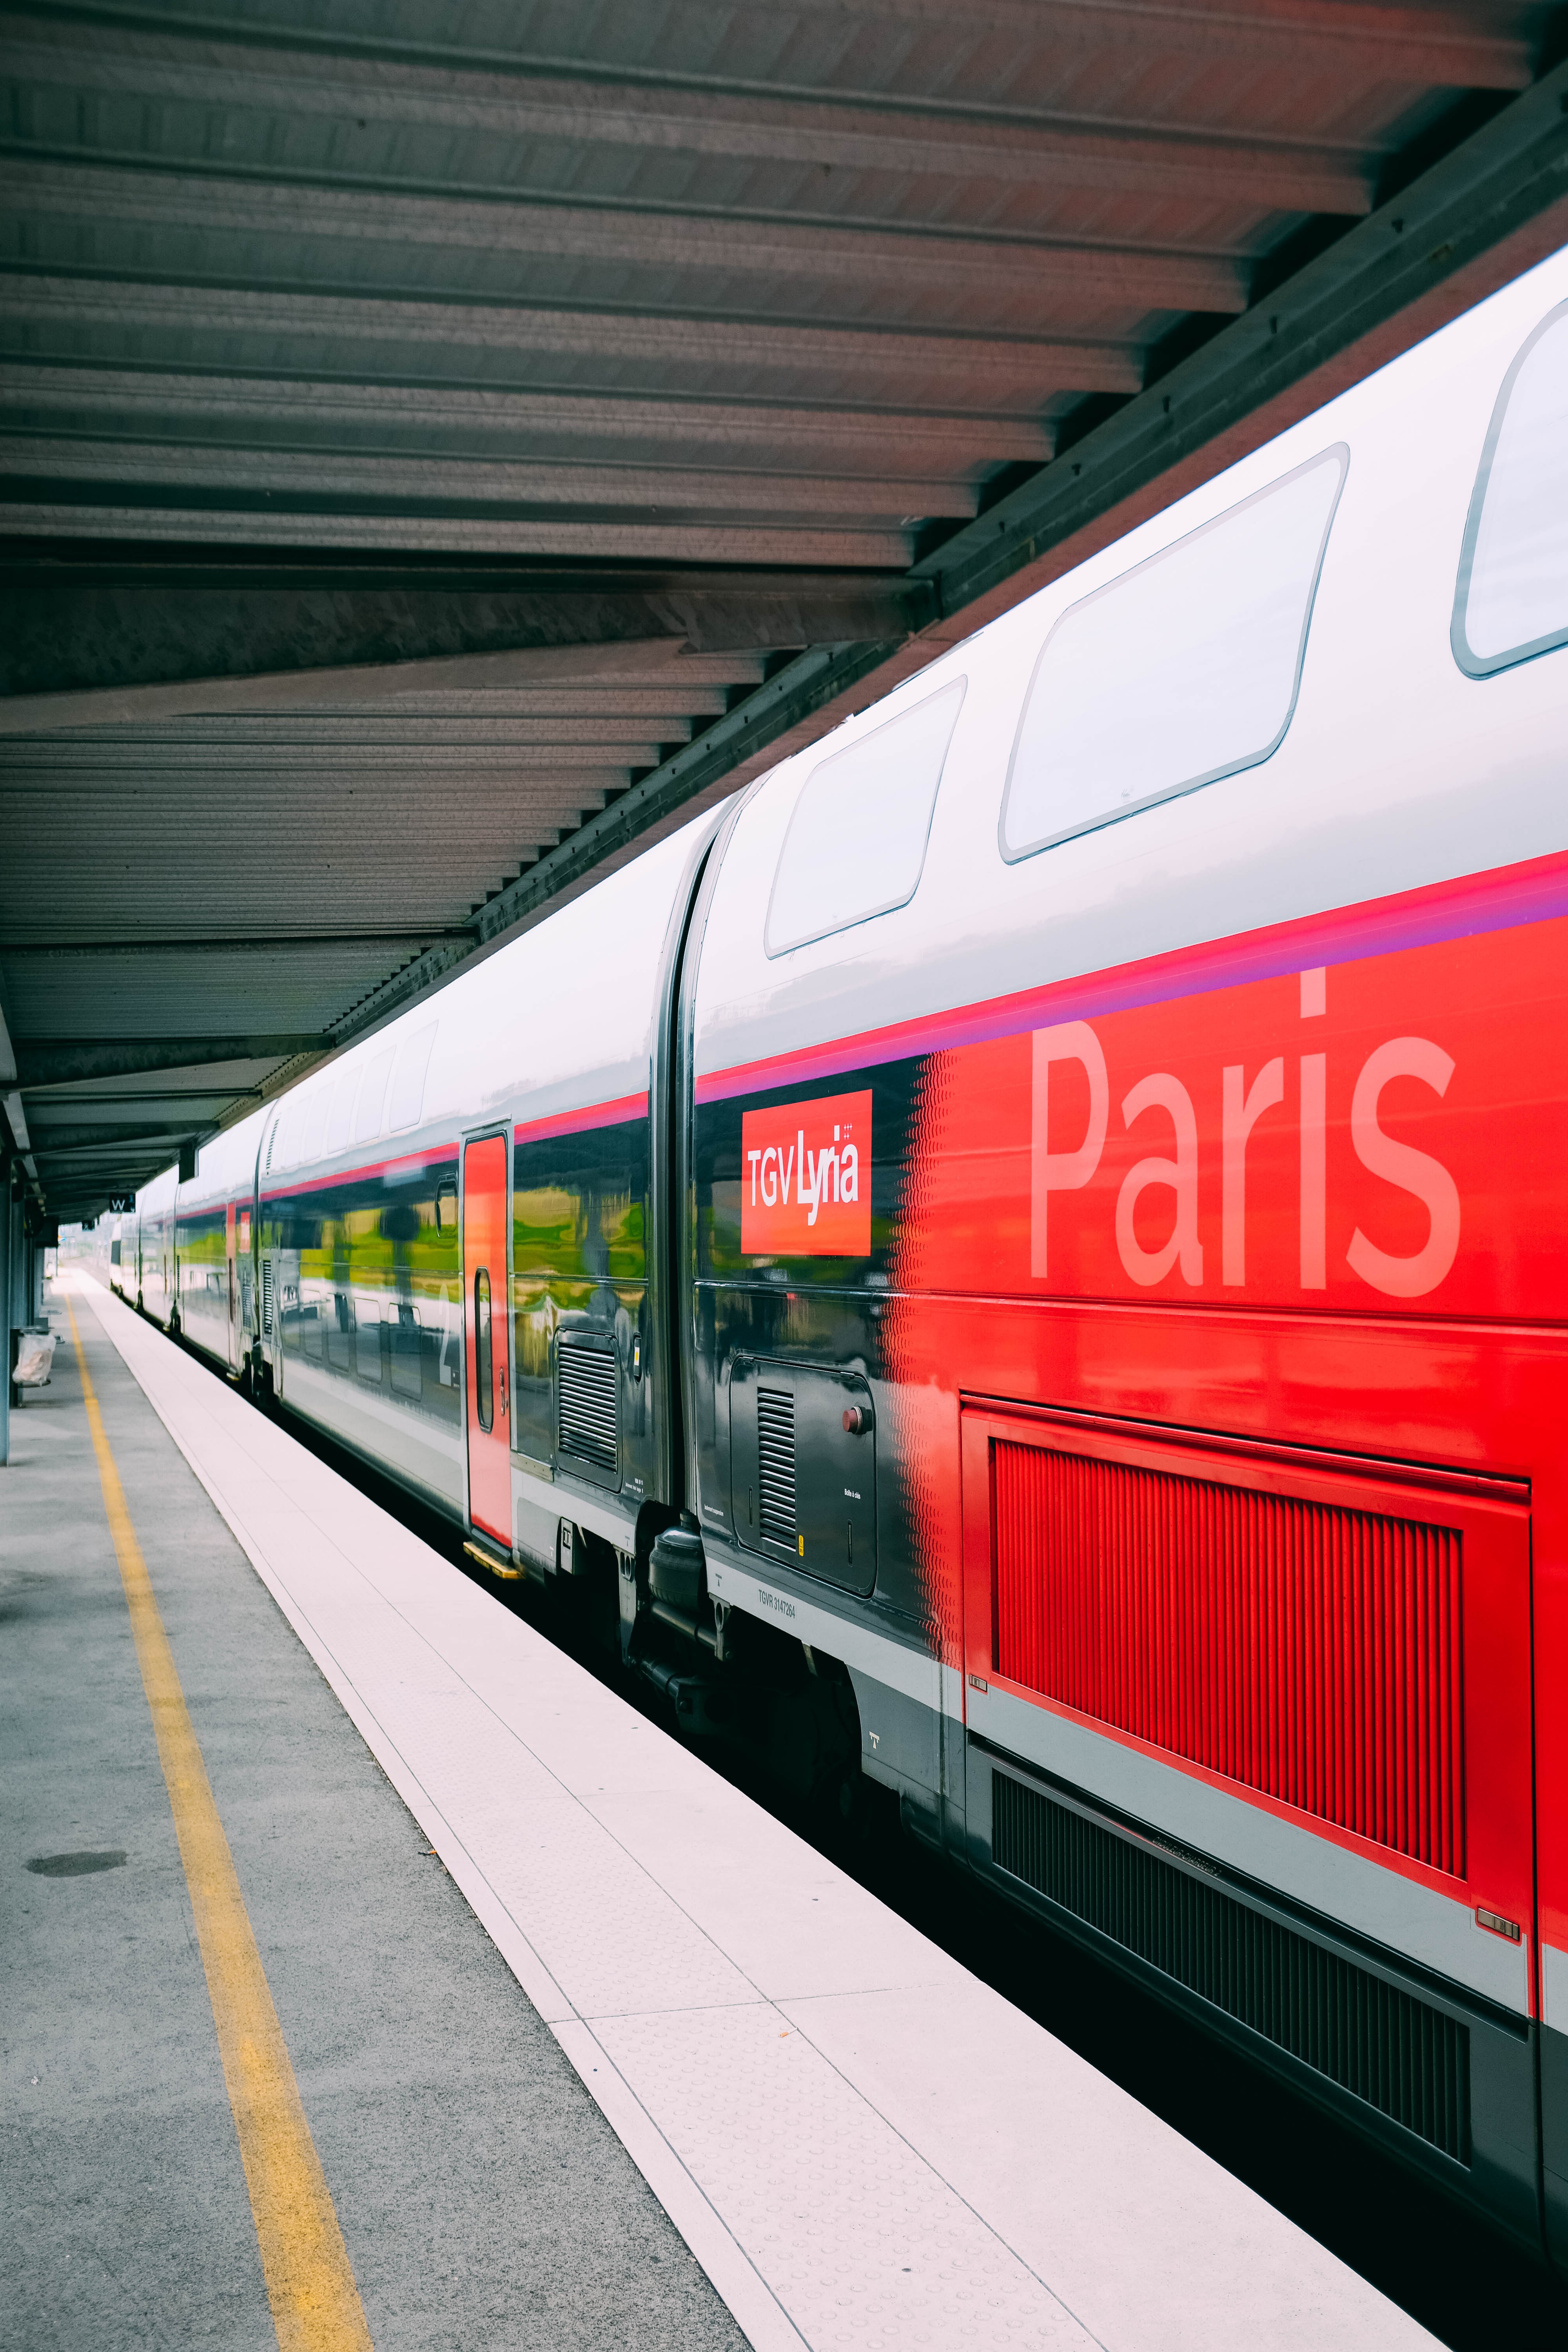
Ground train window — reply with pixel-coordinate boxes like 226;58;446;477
323;1068;356;1158
328;1290;353;1370
390;1303;423;1399
764;677;967;956
999;445;1347;860
474;1270;493;1431
295;1087;327;1168
387;1024;437;1132
353;1045;395;1145
355;1295;382;1382
1453;300;1568;677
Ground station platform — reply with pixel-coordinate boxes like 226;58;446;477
5;1273;1441;2352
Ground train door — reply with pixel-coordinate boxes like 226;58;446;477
463;1132;511;1548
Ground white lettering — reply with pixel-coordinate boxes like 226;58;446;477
1299;1053;1327;1288
748;1147;762;1206
780;1140;795;1205
1116;1072;1203;1287
1222;1058;1284;1286
840;1142;859;1201
802;1143;821;1227
761;1147;778;1207
1346;1038;1460;1298
1031;1021;1109;1278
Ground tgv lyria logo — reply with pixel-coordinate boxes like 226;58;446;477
741;1089;871;1256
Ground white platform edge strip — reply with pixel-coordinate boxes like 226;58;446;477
74;1281;804;2352
73;1278;1441;2352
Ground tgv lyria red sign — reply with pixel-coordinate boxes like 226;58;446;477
742;1089;871;1256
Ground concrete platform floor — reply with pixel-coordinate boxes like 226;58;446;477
1;1281;744;2352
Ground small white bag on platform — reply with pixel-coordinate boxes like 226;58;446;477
14;1331;57;1387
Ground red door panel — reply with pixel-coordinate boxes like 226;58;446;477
464;1134;511;1546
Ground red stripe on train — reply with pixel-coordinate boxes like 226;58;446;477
260;1140;459;1203
514;1091;648;1145
254;1097;648;1201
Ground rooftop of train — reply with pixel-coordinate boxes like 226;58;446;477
7;10;1568;2349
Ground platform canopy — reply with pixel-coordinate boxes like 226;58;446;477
4;1;1568;1221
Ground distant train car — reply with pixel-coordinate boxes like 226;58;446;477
114;248;1568;2265
124;1167;178;1328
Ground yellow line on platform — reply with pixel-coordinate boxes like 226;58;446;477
65;1294;373;2352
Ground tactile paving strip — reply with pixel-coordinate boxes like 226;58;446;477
594;2003;1087;2351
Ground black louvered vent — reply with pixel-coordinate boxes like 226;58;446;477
757;1387;797;1546
558;1343;617;1473
260;1255;274;1338
991;1771;1470;2164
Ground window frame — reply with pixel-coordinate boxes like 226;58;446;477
387;1023;437;1134
763;674;968;959
474;1269;493;1432
353;1044;396;1145
998;443;1348;865
1451;298;1568;681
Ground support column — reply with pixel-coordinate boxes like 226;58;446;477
0;1176;12;1467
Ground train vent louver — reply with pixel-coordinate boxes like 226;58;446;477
991;1771;1470;2164
558;1343;618;1474
991;1439;1465;1874
260;1256;273;1338
757;1387;797;1546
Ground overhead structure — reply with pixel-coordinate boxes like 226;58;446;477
4;0;1568;1221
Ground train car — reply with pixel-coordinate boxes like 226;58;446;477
119;244;1568;2263
123;1167;178;1328
174;1113;266;1379
104;1205;129;1294
237;820;706;1541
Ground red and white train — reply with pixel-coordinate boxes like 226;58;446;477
98;245;1568;2264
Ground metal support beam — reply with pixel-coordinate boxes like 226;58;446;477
29;1123;205;1156
1;936;465;957
14;1036;331;1083
0;584;926;716
4;21;1381;212
24;1089;265;1107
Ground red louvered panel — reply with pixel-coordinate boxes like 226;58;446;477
992;1440;1465;1877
